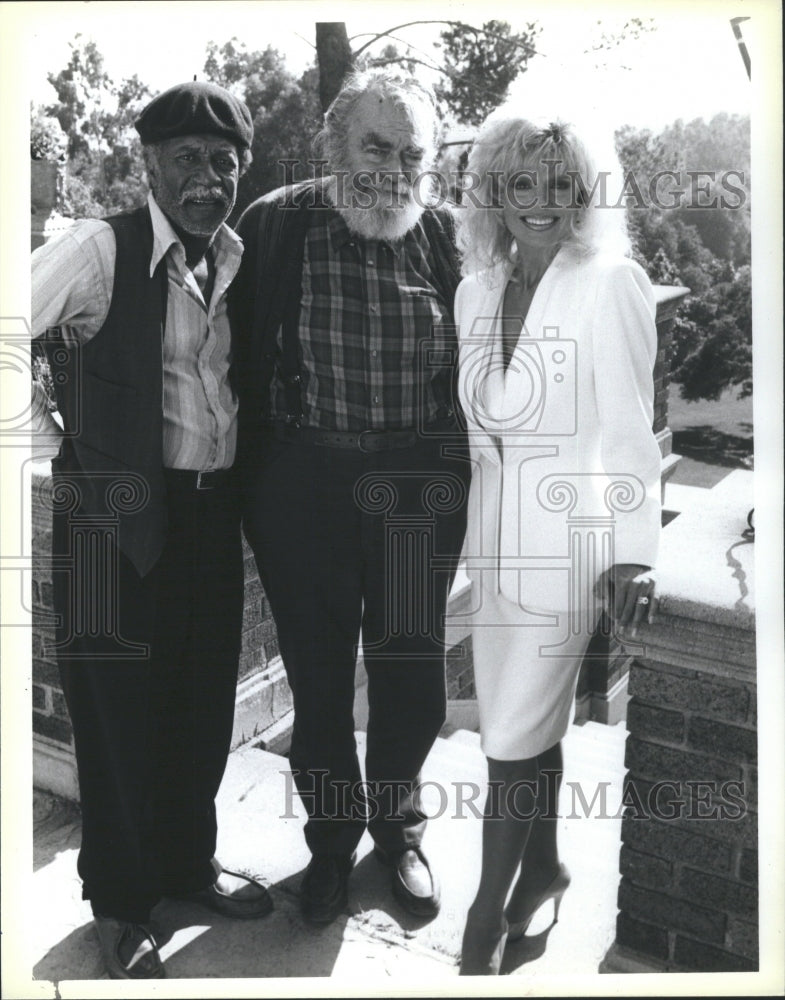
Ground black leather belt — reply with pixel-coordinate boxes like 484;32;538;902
272;417;456;452
164;467;235;490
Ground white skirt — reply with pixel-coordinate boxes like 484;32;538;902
469;585;595;760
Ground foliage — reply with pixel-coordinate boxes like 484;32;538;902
346;19;540;127
618;114;752;400
31;347;57;411
37;35;151;217
30;111;68;161
674;268;752;401
202;40;322;216
433;20;539;126
584;17;656;70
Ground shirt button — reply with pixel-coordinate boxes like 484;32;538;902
369;305;378;313
367;259;375;267
373;395;379;404
371;350;378;358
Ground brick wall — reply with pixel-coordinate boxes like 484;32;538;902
31;474;73;749
239;539;280;681
617;655;757;970
603;470;757;974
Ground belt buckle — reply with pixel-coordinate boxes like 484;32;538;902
358;430;380;453
195;470;213;490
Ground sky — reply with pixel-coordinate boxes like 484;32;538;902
15;0;754;133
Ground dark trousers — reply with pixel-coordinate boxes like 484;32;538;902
53;472;243;923
243;431;470;857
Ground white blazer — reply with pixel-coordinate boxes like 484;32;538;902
455;248;661;614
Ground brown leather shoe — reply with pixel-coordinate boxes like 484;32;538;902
374;845;441;917
93;916;165;979
177;858;274;920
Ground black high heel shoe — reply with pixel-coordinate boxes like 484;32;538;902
505;863;571;941
459;916;509;975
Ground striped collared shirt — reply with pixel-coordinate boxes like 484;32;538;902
31;193;243;470
271;208;454;431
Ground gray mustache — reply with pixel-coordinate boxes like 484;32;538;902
182;187;229;203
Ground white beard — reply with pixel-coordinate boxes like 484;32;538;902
337;199;426;242
325;173;434;242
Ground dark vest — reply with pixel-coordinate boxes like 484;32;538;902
46;205;168;577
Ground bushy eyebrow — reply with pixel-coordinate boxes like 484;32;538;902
360;131;425;156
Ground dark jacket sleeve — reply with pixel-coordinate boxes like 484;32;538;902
228;183;317;436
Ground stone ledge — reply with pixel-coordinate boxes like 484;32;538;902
230;656;289;750
653;284;691;322
627;640;757;682
652;470;754;632
33;736;79;800
600;941;669;974
630;618;756;673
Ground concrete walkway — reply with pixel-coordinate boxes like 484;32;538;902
28;719;628;991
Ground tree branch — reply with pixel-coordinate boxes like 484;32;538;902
367;56;451;78
351;21;460;57
351;19;538;58
370;54;519;106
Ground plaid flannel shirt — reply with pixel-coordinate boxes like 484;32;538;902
270;208;455;431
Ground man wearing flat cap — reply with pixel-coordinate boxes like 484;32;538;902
31;81;271;979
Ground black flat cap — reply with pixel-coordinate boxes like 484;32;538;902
135;81;253;150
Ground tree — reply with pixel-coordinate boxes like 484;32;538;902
315;23;354;111
315;19;540;124
39;35;151;216
618;114;751;400
201;39;322;215
675;267;752;400
432;20;539;126
30;111;68;161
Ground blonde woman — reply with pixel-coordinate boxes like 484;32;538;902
455;113;661;974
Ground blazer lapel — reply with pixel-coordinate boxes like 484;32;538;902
500;248;567;425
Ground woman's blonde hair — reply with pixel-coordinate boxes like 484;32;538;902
457;112;630;278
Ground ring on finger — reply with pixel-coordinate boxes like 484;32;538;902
636;595;650;606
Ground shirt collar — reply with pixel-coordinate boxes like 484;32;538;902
146;192;243;276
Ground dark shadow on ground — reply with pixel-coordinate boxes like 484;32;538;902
500;919;557;974
33;874;346;980
32;853;438;981
33;921;108;982
672;426;753;469
34;790;82;872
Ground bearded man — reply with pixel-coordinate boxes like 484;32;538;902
231;68;470;925
31;82;273;979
